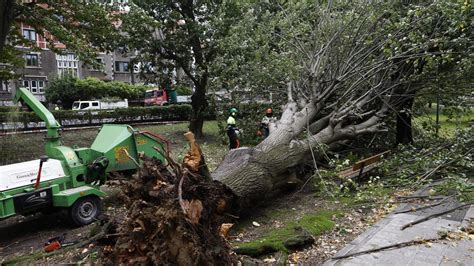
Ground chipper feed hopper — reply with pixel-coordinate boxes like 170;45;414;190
0;88;169;226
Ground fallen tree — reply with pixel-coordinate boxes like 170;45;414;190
106;1;471;262
213;1;472;207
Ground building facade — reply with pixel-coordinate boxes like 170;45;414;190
0;1;140;106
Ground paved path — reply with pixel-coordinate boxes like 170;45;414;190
325;194;473;266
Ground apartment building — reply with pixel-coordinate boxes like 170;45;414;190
0;0;139;106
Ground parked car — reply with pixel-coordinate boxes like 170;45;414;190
72;99;128;110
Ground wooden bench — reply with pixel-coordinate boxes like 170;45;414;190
339;150;390;180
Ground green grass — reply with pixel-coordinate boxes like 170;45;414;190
0;121;223;166
237;211;340;252
414;106;473;138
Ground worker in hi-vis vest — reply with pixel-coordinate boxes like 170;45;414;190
227;108;240;149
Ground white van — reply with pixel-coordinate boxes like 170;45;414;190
72;99;128;110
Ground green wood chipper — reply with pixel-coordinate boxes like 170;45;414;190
0;88;169;226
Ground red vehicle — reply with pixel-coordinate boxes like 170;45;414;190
144;89;170;106
144;89;191;106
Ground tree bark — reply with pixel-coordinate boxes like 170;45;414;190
0;0;16;56
212;101;385;208
395;96;414;145
189;84;207;138
179;1;209;139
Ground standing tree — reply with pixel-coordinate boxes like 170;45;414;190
211;1;472;207
118;0;240;138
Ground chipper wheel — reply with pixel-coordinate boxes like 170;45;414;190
69;196;102;226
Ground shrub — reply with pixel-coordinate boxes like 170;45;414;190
45;75;82;109
46;76;149;108
175;84;193;95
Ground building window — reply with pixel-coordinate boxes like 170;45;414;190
90;58;104;71
56;53;79;77
25;54;39;67
23;29;37;41
30;80;38;93
38;80;45;93
21;78;46;94
115;61;129;72
0;80;9;92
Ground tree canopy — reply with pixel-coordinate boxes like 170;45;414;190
210;0;473;205
118;0;243;137
0;0;119;80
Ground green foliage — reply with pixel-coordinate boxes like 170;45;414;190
45;76;149;108
118;0;240;129
237;211;339;253
315;166;392;205
212;103;279;146
120;0;236;81
0;42;24;81
1;1;120;79
174;84;192;96
434;175;474;202
441;106;473;122
377;128;473;199
414;105;473;138
214;0;473;137
45;75;82;108
390;1;474;111
210;1;309;104
312;124;472;204
0;106;17;113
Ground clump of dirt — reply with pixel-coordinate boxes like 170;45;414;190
104;157;239;265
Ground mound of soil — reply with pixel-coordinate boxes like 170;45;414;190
105;156;239;265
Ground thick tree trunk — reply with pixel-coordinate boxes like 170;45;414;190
189;84;207;139
189;115;205;139
212;129;338;208
212;100;385;208
0;0;15;55
396;97;414;145
396;111;413;145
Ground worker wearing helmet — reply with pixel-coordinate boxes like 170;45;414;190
227;108;240;149
260;108;275;138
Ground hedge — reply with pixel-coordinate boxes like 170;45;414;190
0;105;194;131
0;106;17;113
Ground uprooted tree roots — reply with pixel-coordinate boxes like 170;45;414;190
105;133;239;265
